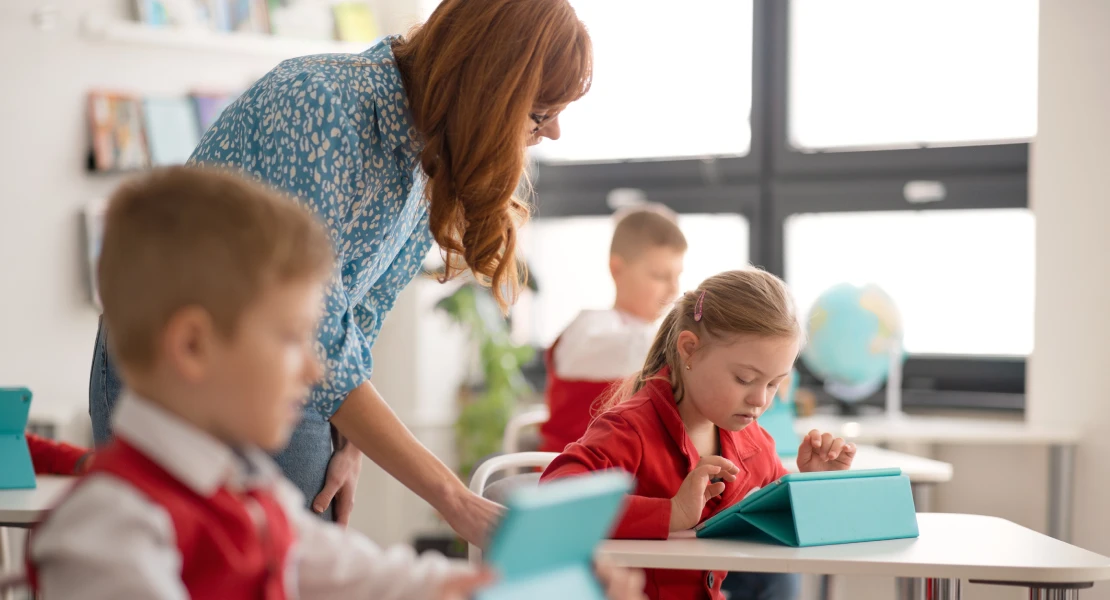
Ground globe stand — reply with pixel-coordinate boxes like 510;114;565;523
834;400;867;417
885;342;904;421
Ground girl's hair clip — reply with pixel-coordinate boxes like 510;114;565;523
694;290;706;322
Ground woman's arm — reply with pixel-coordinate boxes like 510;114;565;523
331;381;502;547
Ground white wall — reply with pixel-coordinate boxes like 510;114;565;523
1027;0;1110;594
0;0;282;441
0;0;455;546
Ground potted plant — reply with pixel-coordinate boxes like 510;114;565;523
410;268;537;558
432;269;538;480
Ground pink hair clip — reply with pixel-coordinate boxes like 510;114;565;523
694;290;706;322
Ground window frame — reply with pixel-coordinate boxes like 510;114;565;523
527;0;1030;412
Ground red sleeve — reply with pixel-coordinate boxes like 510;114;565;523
754;425;790;485
541;412;672;540
772;456;789;482
27;433;89;475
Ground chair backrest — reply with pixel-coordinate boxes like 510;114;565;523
0;569;28;599
467;452;558;564
501;406;550;455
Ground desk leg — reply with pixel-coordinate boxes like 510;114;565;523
817;574;834;600
0;527;12;600
1048;444;1075;542
1029;589;1080;600
896;577;923;600
0;527;8;571
970;579;1091;598
896;578;959;600
924;578;961;600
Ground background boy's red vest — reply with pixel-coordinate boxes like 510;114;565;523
539;341;619;453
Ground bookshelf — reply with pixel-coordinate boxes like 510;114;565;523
80;14;371;60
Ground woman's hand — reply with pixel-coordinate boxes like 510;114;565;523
441;488;506;549
312;436;363;526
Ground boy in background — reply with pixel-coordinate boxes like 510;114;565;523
540;206;686;453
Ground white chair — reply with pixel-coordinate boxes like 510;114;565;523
0;569;27;600
467;451;558;564
501;405;550;454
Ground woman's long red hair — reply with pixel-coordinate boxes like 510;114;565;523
394;0;592;309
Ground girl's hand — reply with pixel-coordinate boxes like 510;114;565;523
796;430;855;472
669;456;738;531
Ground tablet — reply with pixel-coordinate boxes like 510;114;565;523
478;470;633;600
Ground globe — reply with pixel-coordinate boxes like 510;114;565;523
800;283;904;411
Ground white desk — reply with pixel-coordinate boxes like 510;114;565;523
794;414;1080;446
0;475;74;590
784;446;952;600
796;414;1081;542
0;476;73;527
599;513;1110;600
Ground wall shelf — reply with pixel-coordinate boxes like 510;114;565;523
80;15;370;60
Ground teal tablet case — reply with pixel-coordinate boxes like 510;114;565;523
696;468;918;547
477;471;633;600
0;388;36;490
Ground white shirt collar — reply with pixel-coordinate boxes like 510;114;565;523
112;392;281;497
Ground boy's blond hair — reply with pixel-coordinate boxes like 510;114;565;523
98;167;334;370
609;204;688;260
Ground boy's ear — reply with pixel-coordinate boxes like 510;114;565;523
609;254;625;280
161;306;217;384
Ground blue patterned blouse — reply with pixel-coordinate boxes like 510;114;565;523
190;36;432;419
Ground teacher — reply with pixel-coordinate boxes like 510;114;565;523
89;0;592;547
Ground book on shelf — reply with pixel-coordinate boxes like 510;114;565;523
190;91;236;135
143;97;202;166
333;2;379;43
83;197;109;309
87;91;151;172
87;89;242;172
134;0;271;34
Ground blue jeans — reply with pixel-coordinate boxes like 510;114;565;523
720;572;801;600
89;317;335;519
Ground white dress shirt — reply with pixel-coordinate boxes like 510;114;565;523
31;393;467;600
553;309;659;381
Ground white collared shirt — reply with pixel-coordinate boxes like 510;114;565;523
554;309;658;381
31;393;466;600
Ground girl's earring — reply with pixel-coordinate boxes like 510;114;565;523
685;364;691;371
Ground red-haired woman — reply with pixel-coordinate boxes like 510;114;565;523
89;0;591;545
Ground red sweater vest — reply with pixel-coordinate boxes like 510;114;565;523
29;439;296;599
539;341;619;453
27;433;88;475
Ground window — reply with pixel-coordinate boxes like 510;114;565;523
784;208;1034;356
788;0;1038;152
515;213;750;345
531;0;754;164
